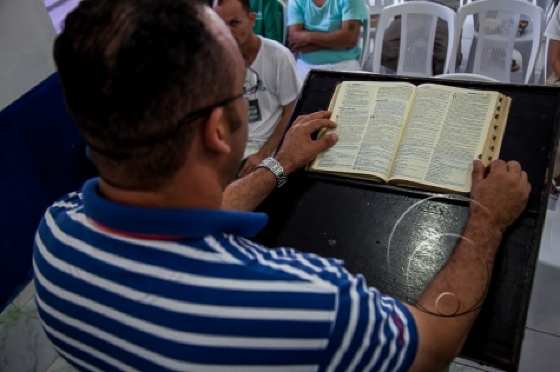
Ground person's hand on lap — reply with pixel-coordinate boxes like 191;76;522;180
289;31;311;51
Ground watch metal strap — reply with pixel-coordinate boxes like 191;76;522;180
257;157;287;188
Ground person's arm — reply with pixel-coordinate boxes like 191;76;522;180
288;24;322;53
549;39;560;79
239;101;296;177
289;20;361;51
408;160;531;372
222;111;337;211
286;0;322;53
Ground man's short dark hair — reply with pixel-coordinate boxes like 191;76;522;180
55;0;236;190
216;0;251;13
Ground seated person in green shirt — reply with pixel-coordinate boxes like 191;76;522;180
287;0;367;81
249;0;284;43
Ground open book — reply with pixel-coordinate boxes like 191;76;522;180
310;81;511;193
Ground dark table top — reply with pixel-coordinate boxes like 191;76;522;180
256;70;560;371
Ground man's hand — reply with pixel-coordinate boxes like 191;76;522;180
239;151;268;177
470;159;531;233
276;111;338;174
289;30;311;51
222;111;337;211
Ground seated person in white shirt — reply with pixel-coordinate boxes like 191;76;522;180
215;0;300;177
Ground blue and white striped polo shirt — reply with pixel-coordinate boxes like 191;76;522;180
33;178;417;371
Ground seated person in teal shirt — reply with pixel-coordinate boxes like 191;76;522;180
287;0;367;81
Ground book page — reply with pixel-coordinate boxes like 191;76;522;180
312;81;415;180
391;84;499;192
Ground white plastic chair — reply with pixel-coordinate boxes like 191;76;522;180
458;1;546;44
544;36;552;82
448;0;543;84
435;72;499;82
460;0;556;83
359;10;371;68
364;0;405;67
368;0;385;16
544;0;557;25
370;1;456;77
460;0;537;6
368;0;404;12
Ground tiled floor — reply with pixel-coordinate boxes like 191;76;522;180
0;282;73;372
518;203;560;371
518;329;560;371
1;204;558;372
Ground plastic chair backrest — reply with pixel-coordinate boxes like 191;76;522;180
544;0;557;25
371;1;456;77
368;0;384;15
450;0;543;83
368;0;404;15
435;72;499;82
360;6;371;67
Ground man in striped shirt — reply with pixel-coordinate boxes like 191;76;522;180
33;0;531;371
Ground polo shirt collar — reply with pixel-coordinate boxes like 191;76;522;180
81;178;269;238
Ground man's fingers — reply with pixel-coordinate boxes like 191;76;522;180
301;118;336;134
521;171;532;196
314;132;338;152
507;160;522;174
490;159;507;173
293;111;331;126
472;160;485;184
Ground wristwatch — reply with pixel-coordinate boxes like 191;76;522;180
257;157;287;188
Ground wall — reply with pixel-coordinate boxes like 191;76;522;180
0;0;56;110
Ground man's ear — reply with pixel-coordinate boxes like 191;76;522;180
248;11;257;27
202;107;232;155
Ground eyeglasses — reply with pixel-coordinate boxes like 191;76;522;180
166;67;261;129
87;68;262;159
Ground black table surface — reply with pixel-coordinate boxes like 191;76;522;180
255;70;560;371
